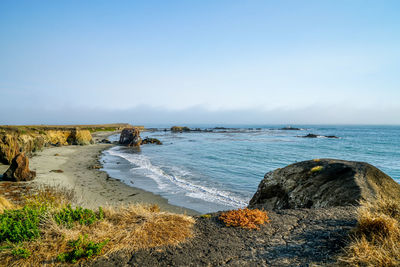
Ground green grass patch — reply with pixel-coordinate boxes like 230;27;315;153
57;235;109;263
54;205;104;227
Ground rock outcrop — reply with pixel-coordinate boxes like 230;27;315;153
0;128;94;164
67;128;93;145
119;128;142;147
248;159;400;210
141;137;162;145
171;126;191;132
2;153;36;182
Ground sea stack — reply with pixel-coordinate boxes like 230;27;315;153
119;127;142;147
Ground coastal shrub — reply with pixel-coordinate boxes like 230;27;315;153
57;234;109;263
0;203;195;266
310;165;323;173
54;205;104;227
337;199;400;266
0;206;45;243
219;208;269;230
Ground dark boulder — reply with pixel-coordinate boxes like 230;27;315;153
119;128;142;147
248;159;400;210
141;137;162;145
2;153;36;182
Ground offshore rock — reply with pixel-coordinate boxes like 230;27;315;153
249;159;400;210
301;133;339;138
119;128;142;147
141;137;162;145
171;126;191;132
2;153;36;182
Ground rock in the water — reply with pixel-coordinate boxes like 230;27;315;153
248;159;400;210
141;137;162;145
171;126;191;132
119;128;142;147
300;133;339;138
280;126;301;130
2;153;36;182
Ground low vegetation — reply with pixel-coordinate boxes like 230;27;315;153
57;235;109;263
0;186;195;266
219;208;269;230
337;199;400;266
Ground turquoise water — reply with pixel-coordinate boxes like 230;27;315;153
102;125;400;213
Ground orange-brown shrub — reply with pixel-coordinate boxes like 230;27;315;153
219;208;269;230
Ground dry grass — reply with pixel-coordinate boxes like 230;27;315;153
23;184;75;209
0;202;195;266
219;208;269;230
337;199;400;266
0;196;14;213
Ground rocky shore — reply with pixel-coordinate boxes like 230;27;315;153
91;158;400;266
1;125;399;266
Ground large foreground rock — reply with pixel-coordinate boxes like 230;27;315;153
2;153;36;182
119;128;142;147
249;158;400;210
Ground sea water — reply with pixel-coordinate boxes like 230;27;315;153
101;125;400;213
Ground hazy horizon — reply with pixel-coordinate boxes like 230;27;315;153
1;1;400;125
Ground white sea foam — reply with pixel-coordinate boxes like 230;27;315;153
106;147;247;208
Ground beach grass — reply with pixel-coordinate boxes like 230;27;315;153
0;186;195;266
337;199;400;266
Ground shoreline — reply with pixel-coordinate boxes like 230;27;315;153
1;131;199;215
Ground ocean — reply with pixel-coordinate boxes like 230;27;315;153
101;125;400;213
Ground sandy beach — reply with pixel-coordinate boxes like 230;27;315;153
0;131;198;215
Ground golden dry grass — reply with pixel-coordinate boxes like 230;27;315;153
23;184;75;209
219;208;269;230
0;196;14;213
337;199;400;266
0;204;195;266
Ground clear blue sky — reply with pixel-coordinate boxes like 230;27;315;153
1;0;399;125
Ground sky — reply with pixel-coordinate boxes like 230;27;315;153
1;0;399;125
